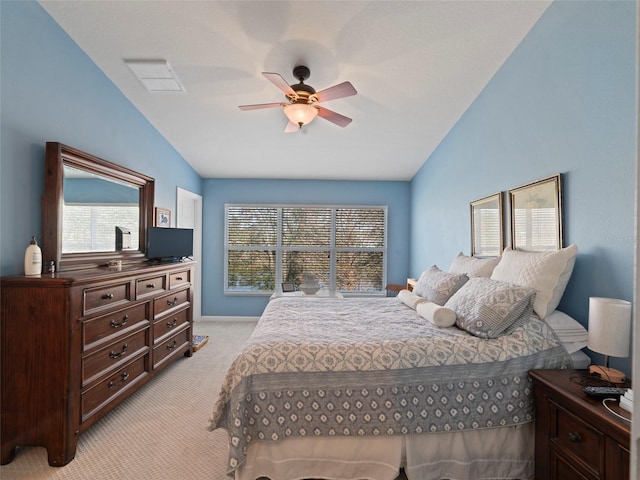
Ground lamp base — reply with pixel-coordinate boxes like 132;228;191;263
589;364;626;384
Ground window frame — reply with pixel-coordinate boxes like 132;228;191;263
224;204;388;296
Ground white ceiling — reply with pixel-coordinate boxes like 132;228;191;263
39;1;550;181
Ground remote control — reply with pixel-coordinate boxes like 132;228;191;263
583;386;628;397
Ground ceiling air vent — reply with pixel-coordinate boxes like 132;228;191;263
125;60;185;93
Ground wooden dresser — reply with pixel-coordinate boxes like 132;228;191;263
1;261;195;467
529;369;631;480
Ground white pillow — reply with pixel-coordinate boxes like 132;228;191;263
416;301;457;328
563;342;587;354
397;289;427;310
545;310;588;352
490;245;577;319
449;252;500;278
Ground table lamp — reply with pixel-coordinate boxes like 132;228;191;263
587;297;632;384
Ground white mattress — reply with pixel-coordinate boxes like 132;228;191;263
236;423;534;480
571;349;591;369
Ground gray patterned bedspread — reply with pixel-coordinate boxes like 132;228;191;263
208;296;571;476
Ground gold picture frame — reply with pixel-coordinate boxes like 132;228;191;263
154;207;171;228
508;174;563;252
470;192;503;257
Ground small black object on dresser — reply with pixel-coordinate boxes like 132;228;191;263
583;386;628;398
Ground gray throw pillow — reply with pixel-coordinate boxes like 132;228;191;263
414;265;469;306
446;277;536;339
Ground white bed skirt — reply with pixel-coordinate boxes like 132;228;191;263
235;423;534;480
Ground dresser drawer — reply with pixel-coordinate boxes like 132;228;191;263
83;281;131;315
153;327;190;369
169;269;190;289
551;451;593;480
154;307;190;344
154;288;190;318
82;303;150;351
605;437;630;480
136;274;166;299
81;354;149;422
551;401;603;473
82;328;150;386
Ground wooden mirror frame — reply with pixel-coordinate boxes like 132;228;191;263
42;142;155;271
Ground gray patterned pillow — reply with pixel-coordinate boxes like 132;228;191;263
414;266;469;306
445;277;536;339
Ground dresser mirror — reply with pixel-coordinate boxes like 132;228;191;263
42;142;155;271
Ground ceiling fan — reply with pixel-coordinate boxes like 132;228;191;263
239;65;357;133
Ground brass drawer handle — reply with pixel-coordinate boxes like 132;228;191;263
166;340;178;351
110;314;129;329
166;297;178;307
568;431;581;443
102;293;114;300
146;283;156;288
108;371;130;389
109;344;128;359
166;318;178;329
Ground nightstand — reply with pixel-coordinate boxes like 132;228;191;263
529;369;631;480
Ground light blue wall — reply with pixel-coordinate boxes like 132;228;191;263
0;1;202;276
203;178;410;316
410;1;637;376
65;178;139;204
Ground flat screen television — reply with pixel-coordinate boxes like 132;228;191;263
146;227;193;262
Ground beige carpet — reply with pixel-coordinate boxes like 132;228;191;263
0;320;257;480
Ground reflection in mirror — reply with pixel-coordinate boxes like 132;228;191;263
62;165;140;253
470;192;503;257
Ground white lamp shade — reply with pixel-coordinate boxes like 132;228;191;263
587;297;631;357
283;103;318;126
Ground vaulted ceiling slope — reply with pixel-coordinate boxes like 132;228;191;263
39;1;551;181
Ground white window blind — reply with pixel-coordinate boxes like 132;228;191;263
225;205;387;294
473;208;501;257
513;207;558;251
63;204;139;253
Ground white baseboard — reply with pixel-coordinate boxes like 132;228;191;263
196;315;259;323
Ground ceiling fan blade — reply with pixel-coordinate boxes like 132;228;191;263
262;72;297;98
315;81;357;103
284;121;300;133
238;102;284;111
317;106;352;128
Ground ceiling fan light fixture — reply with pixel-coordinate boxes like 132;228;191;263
239;67;355;131
283;103;318;127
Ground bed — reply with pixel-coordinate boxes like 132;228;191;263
209;246;582;480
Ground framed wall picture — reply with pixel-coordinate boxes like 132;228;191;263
508;174;563;252
470;192;503;257
155;207;171;228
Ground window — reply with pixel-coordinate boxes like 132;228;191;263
225;205;387;294
63;204;139;253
